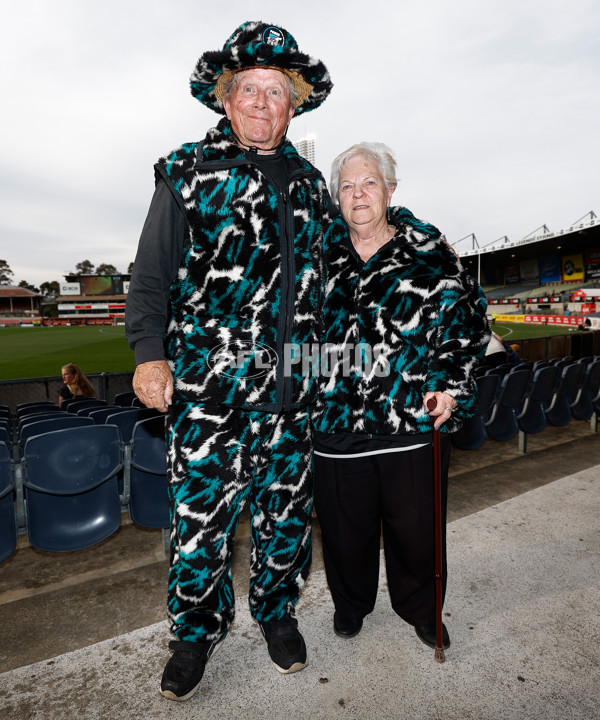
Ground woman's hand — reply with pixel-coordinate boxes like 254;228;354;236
423;391;457;430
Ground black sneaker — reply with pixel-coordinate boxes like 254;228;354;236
160;640;220;702
259;616;308;674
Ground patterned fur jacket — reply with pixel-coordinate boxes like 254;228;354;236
157;117;332;412
312;206;491;436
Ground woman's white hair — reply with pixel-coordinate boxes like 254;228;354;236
330;142;398;204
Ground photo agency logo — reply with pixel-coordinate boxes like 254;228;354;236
207;341;390;379
207;341;278;378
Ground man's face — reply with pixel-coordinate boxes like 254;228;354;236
223;68;295;151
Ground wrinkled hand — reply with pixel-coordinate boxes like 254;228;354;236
132;360;173;413
424;391;458;430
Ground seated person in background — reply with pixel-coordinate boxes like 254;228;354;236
58;363;96;406
506;343;522;366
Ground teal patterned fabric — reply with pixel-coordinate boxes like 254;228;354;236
156;118;330;412
166;401;312;642
313;207;491;436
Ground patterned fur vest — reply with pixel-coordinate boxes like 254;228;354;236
312;206;490;436
157;118;331;412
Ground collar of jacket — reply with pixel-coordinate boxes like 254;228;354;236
193;117;314;173
327;205;443;260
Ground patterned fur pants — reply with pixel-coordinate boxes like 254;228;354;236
166;400;313;643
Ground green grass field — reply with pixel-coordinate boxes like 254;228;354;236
0;326;136;380
492;322;584;341
0;321;588;381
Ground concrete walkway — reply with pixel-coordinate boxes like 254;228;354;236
1;467;598;720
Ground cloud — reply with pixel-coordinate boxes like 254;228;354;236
1;0;598;285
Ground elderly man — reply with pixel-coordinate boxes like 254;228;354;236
125;21;333;702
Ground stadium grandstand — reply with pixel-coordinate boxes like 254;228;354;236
0;286;43;325
53;273;131;325
456;211;600;329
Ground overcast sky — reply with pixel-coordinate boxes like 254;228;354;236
1;0;598;287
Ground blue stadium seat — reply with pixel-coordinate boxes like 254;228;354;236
485;364;511;377
106;408;162;444
0;441;17;563
570;359;600;422
18;411;68;433
16;405;62;423
485;368;532;442
545;363;584;427
76;403;116;417
104;408;162;498
65;398;107;414
87;406;124;424
16;401;56;415
532;360;551;371
22;425;123;552
113;391;137;407
129;416;169;529
19;415;95;457
451;374;499;450
517;365;560;435
0;426;11;448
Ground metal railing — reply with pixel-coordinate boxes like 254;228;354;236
0;372;134;414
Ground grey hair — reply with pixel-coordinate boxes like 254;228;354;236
330;142;398;204
221;69;299;107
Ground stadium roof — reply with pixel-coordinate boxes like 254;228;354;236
0;286;41;297
457;212;598;259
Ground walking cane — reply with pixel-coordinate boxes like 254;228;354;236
427;398;446;663
432;426;445;663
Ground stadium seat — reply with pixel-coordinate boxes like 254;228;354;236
0;426;11;449
16;404;61;422
18;411;68;433
16;401;56;414
532;360;551;371
570;359;600;422
104;408;162;499
22;425;123;552
517;365;560;436
87;406;124;424
485;364;511;377
451;374;500;451
129;415;169;529
18;411;66;431
0;441;17;563
545;363;585;427
106;408;162;444
65;398;107;414
19;415;95;457
113;391;137;407
485;368;532;442
76;404;117;417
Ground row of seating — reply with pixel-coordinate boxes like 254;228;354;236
0;400;169;564
2;359;598;562
452;358;600;451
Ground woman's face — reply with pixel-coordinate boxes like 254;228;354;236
62;368;74;384
337;155;393;230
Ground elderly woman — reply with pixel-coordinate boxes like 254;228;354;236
312;142;490;649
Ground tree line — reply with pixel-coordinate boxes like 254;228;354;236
0;259;134;297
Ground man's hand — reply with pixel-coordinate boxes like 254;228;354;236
132;360;173;413
424;391;457;430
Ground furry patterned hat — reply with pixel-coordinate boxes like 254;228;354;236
190;21;333;116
